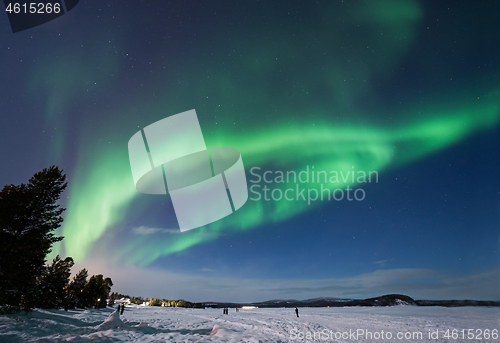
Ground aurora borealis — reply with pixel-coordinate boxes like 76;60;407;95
1;0;498;301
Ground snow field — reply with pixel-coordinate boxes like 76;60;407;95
0;305;498;342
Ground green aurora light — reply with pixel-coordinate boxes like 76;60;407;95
30;0;497;266
61;92;499;266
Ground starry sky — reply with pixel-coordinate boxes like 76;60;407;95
0;0;498;302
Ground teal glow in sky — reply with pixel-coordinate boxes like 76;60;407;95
1;0;498;301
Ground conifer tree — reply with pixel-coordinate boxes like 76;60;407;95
83;274;113;308
36;255;74;309
67;268;88;309
0;166;67;312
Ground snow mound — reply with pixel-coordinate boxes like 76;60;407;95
96;310;124;330
210;324;231;335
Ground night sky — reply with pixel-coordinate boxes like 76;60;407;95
0;0;498;302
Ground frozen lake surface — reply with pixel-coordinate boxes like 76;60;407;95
0;305;498;342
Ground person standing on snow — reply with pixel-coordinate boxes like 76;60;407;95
295;307;299;317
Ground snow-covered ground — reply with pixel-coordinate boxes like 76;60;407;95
0;305;498;342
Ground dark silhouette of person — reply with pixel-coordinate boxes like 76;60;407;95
295;307;299;317
120;304;125;315
117;304;121;313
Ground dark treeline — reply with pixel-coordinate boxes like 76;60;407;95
0;166;113;313
195;294;500;309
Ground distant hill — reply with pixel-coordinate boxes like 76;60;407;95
341;294;416;307
201;294;500;308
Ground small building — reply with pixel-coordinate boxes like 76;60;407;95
115;298;131;305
